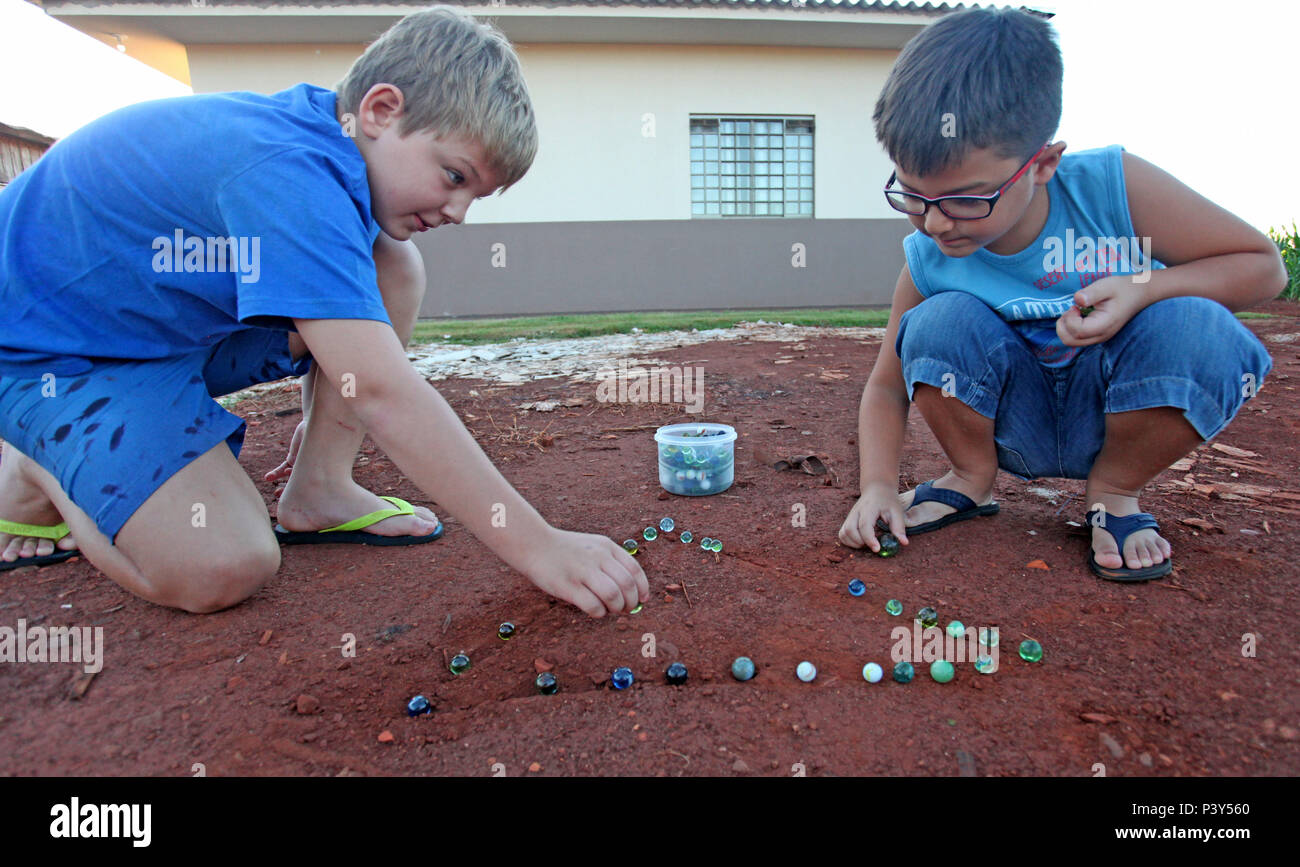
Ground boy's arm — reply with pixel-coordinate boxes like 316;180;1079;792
1124;151;1287;310
292;316;648;617
1059;151;1287;346
839;264;926;551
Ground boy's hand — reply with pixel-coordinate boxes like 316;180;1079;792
1056;275;1145;347
264;419;306;482
838;484;910;552
525;528;649;617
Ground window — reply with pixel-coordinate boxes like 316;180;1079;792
690;116;814;218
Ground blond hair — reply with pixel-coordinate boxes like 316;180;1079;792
337;5;537;191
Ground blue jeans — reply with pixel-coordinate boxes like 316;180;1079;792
895;292;1274;481
0;328;312;543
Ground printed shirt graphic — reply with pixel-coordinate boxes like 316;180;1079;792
0;83;390;377
903;145;1165;368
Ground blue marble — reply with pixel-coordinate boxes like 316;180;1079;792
643;526;658;541
680;530;693;544
535;672;559;695
659;517;675;532
611;667;634;690
406;695;432;717
862;662;883;683
665;662;688;685
892;661;915;683
449;653;471;675
848;579;866;597
796;661;817;682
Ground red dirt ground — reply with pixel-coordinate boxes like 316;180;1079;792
3;302;1298;777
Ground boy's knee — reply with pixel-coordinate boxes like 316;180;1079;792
898;292;998;357
162;548;279;614
374;235;426;297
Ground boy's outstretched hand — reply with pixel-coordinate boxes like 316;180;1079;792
525;528;649;617
838;483;910;553
1056;275;1145;347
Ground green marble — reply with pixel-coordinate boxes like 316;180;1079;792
1019;639;1043;663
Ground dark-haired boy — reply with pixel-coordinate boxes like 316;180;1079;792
838;8;1283;580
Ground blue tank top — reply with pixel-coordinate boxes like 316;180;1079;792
903;145;1165;368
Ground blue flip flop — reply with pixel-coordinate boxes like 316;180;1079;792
273;496;444;546
0;519;79;572
876;480;999;536
1084;509;1172;582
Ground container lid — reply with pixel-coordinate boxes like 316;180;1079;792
654;422;737;445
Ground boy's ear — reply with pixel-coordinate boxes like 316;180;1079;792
357;83;406;139
1031;140;1068;186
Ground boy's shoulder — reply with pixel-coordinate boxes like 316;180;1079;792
64;82;360;191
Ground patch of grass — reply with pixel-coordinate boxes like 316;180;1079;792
1235;312;1274;320
412;308;889;346
1268;221;1300;300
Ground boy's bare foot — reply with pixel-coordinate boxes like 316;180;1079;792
0;448;79;563
274;474;439;537
896;470;996;528
1084;489;1170;571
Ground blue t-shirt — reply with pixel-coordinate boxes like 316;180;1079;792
0;83;390;377
903;145;1165;368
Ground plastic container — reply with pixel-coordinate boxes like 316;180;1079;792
654;422;737;496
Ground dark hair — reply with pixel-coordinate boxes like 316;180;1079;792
873;7;1062;177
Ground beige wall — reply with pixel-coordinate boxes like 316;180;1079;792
186;41;899;224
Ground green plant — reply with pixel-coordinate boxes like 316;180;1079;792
1267;221;1299;300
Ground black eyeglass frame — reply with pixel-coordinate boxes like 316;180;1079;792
883;142;1051;221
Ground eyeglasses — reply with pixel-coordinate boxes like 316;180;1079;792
883;143;1050;221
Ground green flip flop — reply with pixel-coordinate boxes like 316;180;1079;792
0;519;79;572
272;496;444;546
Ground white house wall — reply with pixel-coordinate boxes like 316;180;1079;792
186;41;901;224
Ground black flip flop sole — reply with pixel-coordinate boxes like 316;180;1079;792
272;521;445;547
0;549;79;573
877;502;1000;537
1089;552;1172;583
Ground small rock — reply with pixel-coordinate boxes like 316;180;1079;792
1079;712;1117;725
377;730;395;744
732;758;750;773
534;658;554;674
1158;754;1174;767
956;750;977;777
225;676;246;693
1138;753;1153;768
528;761;542;772
295;694;320;715
1279;726;1298;741
665;583;682;591
1099;733;1124;759
259;629;273;646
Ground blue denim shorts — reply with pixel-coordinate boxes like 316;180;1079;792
0;328;312;543
895;292;1274;480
